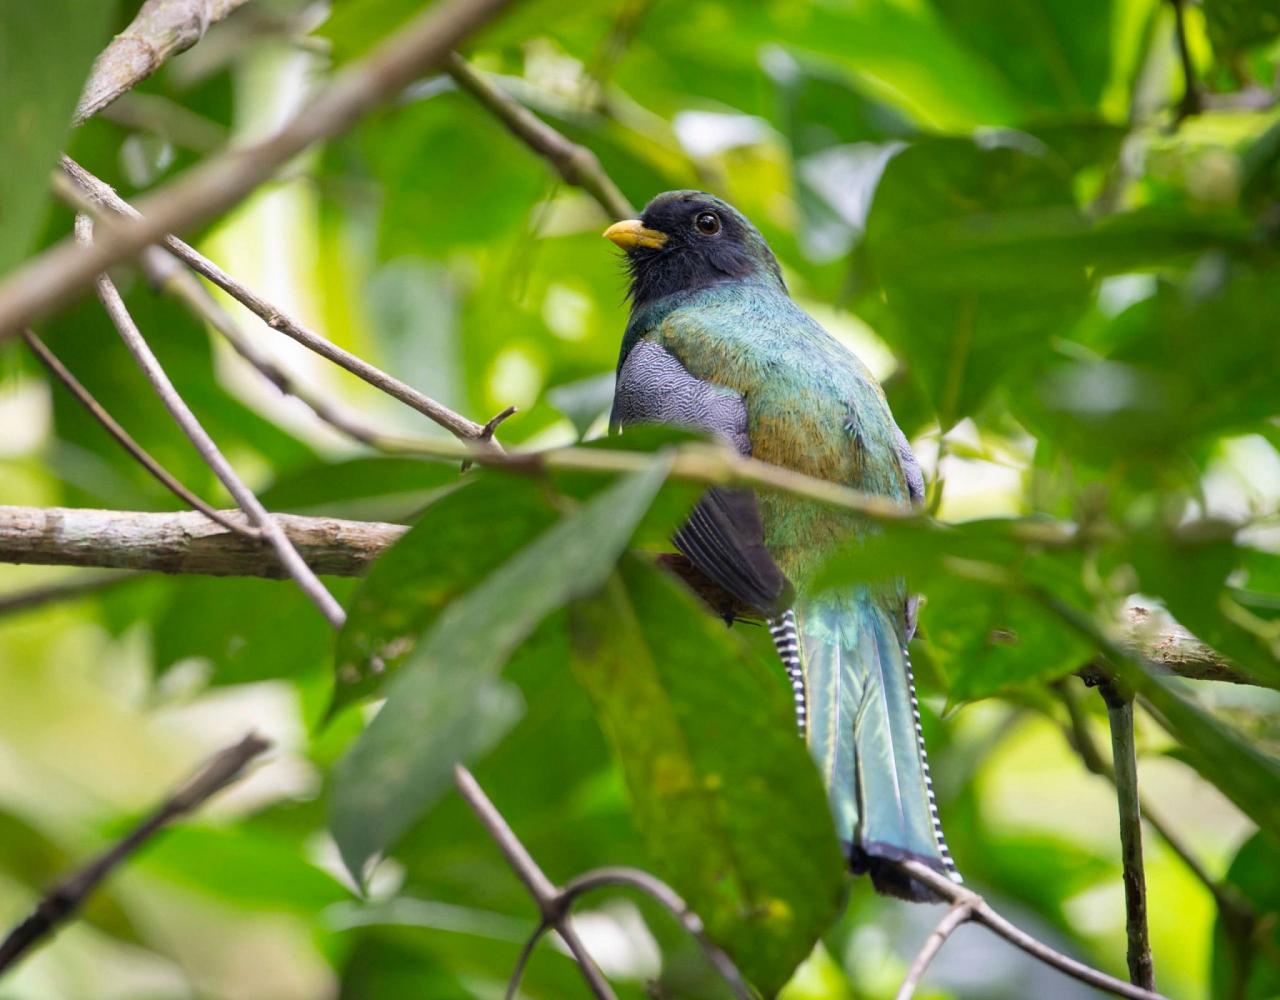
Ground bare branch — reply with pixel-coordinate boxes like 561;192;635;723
59;159;500;449
445;53;635;220
22;329;256;538
77;215;347;626
74;0;255;125
558;867;752;999
0;570;141;618
894;902;972;1000
894;861;1167;1000
0;733;269;974
0;506;401;578
1096;681;1155;990
1056;681;1259;940
139;247;426;451
454;765;616;1000
0;0;516;340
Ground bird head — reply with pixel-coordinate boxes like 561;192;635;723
604;191;785;308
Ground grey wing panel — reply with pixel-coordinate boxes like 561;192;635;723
613;339;791;617
612;339;749;452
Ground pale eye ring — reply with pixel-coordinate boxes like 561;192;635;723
694;211;721;235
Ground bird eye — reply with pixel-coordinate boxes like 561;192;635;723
694;211;721;235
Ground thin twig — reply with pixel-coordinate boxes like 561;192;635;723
0;733;269;973
74;0;256;124
1096;680;1155;990
454;766;616;1000
0;0;517;339
894;902;972;1000
22;329;256;538
557;867;753;999
138;247;423;451
77;215;346;627
0;570;141;618
894;860;1168;1000
58;160;501;450
445;53;634;220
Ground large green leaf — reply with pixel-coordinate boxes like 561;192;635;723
0;1;116;275
570;559;845;995
330;461;671;881
864;136;1091;428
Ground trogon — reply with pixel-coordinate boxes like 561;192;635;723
605;191;960;899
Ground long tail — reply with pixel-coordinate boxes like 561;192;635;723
771;593;959;900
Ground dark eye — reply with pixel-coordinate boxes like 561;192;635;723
694;211;721;235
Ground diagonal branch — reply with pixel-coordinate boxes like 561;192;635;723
0;733;269;974
445;53;634;220
74;0;255;125
58;159;501;450
894;860;1167;1000
22;329;256;538
138;247;427;452
77;215;347;627
895;902;972;1000
0;0;516;340
454;766;616;1000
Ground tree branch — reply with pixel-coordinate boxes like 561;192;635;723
138;247;427;452
1096;680;1155;990
0;0;516;340
58;159;501;449
1169;0;1202;123
453;766;616;1000
0;733;270;974
893;860;1168;1000
445;53;634;220
77;215;347;627
556;867;752;999
894;902;972;1000
0;505;403;578
74;0;255;125
22;329;256;538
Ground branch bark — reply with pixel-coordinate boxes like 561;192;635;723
445;53;635;220
77;215;347;627
454;766;616;1000
74;0;255;125
0;505;404;578
1097;681;1156;990
894;860;1168;1000
0;733;269;974
59;159;500;449
0;0;516;340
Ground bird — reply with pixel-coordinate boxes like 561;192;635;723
604;191;960;899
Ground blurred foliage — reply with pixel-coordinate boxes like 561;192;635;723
2;0;1280;997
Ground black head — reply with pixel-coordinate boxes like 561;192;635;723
604;191;785;308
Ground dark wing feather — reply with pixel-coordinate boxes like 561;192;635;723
613;339;792;617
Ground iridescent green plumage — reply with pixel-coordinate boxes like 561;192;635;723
610;192;957;897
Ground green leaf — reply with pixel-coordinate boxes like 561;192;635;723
570;559;845;995
330;461;672;881
332;473;559;713
864;136;1091;428
1212;832;1280;1000
0;1;117;275
1124;672;1280;841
